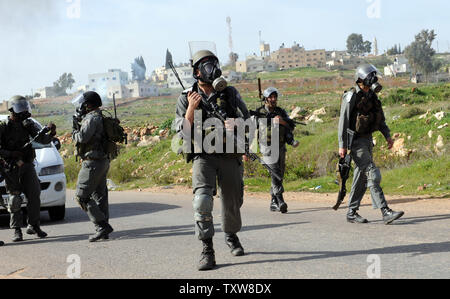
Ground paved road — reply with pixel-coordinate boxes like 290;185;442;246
0;190;449;279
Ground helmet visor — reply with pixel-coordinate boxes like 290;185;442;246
356;64;383;81
71;94;86;108
11;100;32;114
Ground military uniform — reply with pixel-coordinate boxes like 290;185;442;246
73;109;112;239
0;118;53;235
255;105;291;213
338;85;403;223
176;83;249;241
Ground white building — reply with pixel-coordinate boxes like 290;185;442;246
167;66;195;89
88;69;129;96
384;56;411;77
236;56;278;73
35;86;58;99
107;81;159;99
222;70;242;82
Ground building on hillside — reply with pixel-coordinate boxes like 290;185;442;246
152;66;168;82
76;85;90;93
107;81;159;99
222;70;243;82
35;86;58;99
236;55;278;73
88;69;129;96
270;43;326;70
384;56;411;77
167;66;195;89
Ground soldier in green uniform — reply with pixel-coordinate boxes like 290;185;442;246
72;91;113;242
175;50;250;271
254;87;299;213
338;64;404;224
0;96;56;242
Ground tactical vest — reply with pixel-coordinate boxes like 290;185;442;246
351;90;385;136
185;84;240;159
0;119;36;163
255;106;287;146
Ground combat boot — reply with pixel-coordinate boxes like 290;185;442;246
347;210;369;224
0;240;4;246
382;208;404;225
89;221;114;242
26;225;48;238
270;195;279;212
277;195;288;214
225;234;245;256
12;228;23;242
198;239;216;271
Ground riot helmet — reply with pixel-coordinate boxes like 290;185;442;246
263;87;279;99
191;50;227;92
9;95;32;121
355;64;383;93
71;91;102;116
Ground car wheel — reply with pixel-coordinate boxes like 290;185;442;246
48;205;65;221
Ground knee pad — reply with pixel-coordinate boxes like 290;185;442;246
8;194;23;213
193;192;214;222
367;164;382;188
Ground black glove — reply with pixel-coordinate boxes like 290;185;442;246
47;122;57;137
73;115;81;132
10;151;23;159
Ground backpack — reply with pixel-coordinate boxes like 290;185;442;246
102;112;127;160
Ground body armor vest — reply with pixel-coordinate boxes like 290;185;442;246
351;90;384;136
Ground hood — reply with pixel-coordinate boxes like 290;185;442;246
34;146;64;171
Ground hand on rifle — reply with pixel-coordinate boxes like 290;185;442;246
47;122;57;137
274;116;289;127
339;148;347;159
387;137;394;150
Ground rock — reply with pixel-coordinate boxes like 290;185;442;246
312;107;326;116
428;130;434;138
391;138;410;157
434;111;445;121
137;135;160;147
435;135;445;154
306;114;324;123
393;115;400;121
177;178;187;184
418;110;430;120
107;179;118;191
407;136;412;140
289;106;305;120
438;123;448;129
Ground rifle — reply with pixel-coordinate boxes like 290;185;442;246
333;128;355;210
167;52;281;181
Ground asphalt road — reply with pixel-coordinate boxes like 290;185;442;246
0;189;449;279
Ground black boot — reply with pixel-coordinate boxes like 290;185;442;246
347;210;369;224
198;239;216;271
382;207;404;225
225;234;245;256
270;195;279;212
89;221;114;242
12;228;23;242
277;195;288;214
0;240;4;246
26;225;48;238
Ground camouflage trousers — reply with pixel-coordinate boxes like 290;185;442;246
348;138;388;212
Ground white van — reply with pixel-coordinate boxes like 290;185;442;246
0;116;66;221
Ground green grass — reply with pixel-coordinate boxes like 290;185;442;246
36;74;448;197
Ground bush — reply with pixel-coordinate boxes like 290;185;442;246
401;107;425;119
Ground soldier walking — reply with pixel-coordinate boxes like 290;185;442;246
175;49;250;271
338;64;404;224
72;91;113;242
254;87;299;213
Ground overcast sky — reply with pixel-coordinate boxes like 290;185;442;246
0;0;449;100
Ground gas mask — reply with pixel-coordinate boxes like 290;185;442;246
14;111;32;122
363;72;383;93
196;58;228;92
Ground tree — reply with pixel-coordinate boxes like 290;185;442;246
404;29;439;79
347;34;372;56
53;73;75;96
131;56;147;81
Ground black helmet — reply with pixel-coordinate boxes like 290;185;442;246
9;95;32;114
72;91;102;109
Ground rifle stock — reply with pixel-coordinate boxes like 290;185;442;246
333;129;355;210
